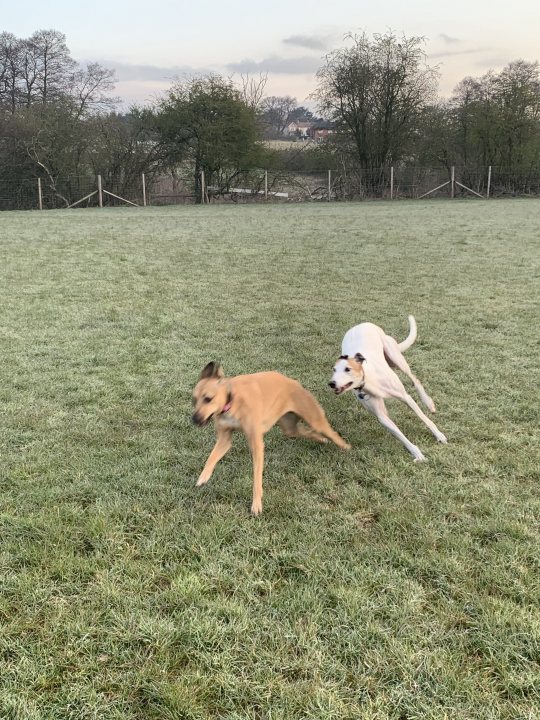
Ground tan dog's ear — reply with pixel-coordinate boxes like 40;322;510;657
199;361;224;380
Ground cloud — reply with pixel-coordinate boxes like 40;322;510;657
429;47;496;59
94;60;212;82
475;54;512;69
283;34;329;51
227;55;322;75
439;33;460;45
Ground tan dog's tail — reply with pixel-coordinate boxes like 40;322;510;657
398;315;417;352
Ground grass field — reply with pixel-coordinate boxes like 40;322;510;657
0;199;539;719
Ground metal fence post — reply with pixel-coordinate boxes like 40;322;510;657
97;174;103;208
37;178;43;210
264;170;268;200
327;169;331;201
450;166;455;199
487;166;492;199
142;173;147;207
390;166;394;200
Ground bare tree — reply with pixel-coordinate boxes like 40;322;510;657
71;62;119;116
25;30;76;105
260;95;298;137
0;32;22;113
239;72;268;112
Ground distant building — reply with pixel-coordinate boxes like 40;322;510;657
310;126;336;142
285;121;313;138
284;120;337;142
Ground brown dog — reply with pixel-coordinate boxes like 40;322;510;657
192;362;350;515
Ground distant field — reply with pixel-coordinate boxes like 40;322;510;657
1;200;539;719
263;138;310;149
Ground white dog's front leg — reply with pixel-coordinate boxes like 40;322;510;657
362;397;425;461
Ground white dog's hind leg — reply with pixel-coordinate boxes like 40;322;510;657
383;336;436;412
362;397;426;461
393;390;447;444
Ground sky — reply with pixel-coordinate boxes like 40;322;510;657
3;0;540;108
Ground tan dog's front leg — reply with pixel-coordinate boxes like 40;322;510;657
248;434;265;516
197;427;232;486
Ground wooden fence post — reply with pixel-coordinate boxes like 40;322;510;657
142;173;147;207
37;178;43;210
327;169;331;201
390;166;394;200
450;166;455;199
97;174;103;208
487;166;492;199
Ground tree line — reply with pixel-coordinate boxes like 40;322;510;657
1;29;539;205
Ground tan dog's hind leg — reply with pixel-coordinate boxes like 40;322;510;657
196;427;233;486
295;391;350;450
278;412;328;444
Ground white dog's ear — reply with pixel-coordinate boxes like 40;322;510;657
339;354;348;360
199;362;224;380
354;353;366;364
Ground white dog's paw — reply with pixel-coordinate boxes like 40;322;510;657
436;432;448;444
412;448;426;462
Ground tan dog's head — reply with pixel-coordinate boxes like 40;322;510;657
328;353;366;395
192;362;230;426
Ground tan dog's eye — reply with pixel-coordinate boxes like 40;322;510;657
203;396;212;404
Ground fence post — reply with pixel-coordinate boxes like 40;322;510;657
142;173;147;207
264;170;268;200
390;166;394;200
450;166;455;199
37;178;43;210
327;169;331;202
487;166;492;199
97;174;103;208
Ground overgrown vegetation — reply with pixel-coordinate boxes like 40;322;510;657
1;200;539;718
1;29;540;206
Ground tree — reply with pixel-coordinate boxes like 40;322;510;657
155;74;263;201
23;30;75;105
315;31;439;170
0;29;116;114
260;95;298;137
71;62;118;116
239;72;268;113
0;32;22;113
445;61;540;170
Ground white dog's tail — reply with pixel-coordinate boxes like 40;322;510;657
398;315;417;352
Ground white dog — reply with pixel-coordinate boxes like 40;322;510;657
329;316;447;461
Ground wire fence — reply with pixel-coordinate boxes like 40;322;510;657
1;165;540;211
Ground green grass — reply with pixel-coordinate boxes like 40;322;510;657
0;199;539;719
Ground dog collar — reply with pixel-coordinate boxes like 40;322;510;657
221;389;233;414
355;382;366;400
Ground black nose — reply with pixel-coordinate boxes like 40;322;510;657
192;413;201;425
328;381;336;389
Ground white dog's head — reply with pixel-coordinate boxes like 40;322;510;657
328;353;366;395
